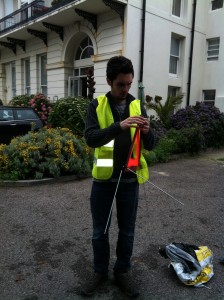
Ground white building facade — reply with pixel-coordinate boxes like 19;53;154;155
0;0;223;111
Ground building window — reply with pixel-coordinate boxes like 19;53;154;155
169;37;180;75
211;0;223;10
172;0;182;17
203;90;216;105
75;37;94;60
168;86;180;97
69;36;94;98
69;67;92;98
168;86;181;113
39;54;47;96
24;59;31;95
207;38;220;61
11;62;16;97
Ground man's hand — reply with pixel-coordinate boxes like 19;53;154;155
139;117;150;135
120;116;149;133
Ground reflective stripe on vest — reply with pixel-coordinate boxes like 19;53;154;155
96;159;113;167
92;95;149;183
94;139;114;167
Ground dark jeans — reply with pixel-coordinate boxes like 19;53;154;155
90;180;139;274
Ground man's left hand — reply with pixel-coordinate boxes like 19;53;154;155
140;118;150;135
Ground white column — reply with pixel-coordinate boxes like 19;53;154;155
16;59;23;95
30;55;39;94
0;64;6;103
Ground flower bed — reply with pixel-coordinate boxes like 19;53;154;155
0;127;93;181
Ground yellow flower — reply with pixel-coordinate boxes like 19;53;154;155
21;150;29;165
84;145;90;154
28;146;40;151
61;128;71;132
63;162;69;170
66;140;77;157
46;138;52;145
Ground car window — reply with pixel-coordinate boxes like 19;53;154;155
16;109;37;120
0;109;14;121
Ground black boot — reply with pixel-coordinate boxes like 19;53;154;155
80;272;108;296
114;271;140;298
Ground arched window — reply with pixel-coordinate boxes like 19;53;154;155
75;37;94;60
68;36;94;98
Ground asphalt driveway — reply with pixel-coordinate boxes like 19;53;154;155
0;150;224;300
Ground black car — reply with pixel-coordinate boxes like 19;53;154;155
0;106;44;144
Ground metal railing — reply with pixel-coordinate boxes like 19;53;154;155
0;0;77;36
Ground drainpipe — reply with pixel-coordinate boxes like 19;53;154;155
138;0;146;101
186;0;197;106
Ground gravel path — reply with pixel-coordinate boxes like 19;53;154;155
0;150;224;300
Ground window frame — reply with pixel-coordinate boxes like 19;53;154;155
11;61;16;97
211;0;223;10
24;58;31;95
203;89;216;106
68;66;92;98
70;35;94;98
168;86;180;97
172;0;182;17
39;54;47;96
207;37;220;61
75;37;94;61
169;36;180;76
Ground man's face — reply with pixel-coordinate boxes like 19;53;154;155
107;73;133;101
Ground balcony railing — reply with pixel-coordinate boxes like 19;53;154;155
0;0;78;36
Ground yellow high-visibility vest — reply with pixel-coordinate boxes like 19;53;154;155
92;95;149;183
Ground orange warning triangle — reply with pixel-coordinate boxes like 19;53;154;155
125;127;141;169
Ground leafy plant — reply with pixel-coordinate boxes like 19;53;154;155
154;137;178;163
142;150;157;166
48;97;89;136
0;127;93;180
171;102;224;148
145;94;183;128
149;116;167;146
28;94;52;124
9;94;32;106
167;126;206;155
9;93;53;124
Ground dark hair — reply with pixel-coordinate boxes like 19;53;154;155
106;56;134;81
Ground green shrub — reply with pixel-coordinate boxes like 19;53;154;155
205;118;224;148
48;97;89;136
142;150;157;166
9;94;32;106
154;138;178;163
9;93;53;124
28;94;52;124
167;126;206;155
0;127;93;180
171;102;224;148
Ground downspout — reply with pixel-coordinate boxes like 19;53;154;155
186;0;197;106
138;0;146;101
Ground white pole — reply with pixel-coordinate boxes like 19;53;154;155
127;168;184;206
104;169;123;234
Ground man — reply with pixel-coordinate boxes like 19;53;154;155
82;56;154;297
